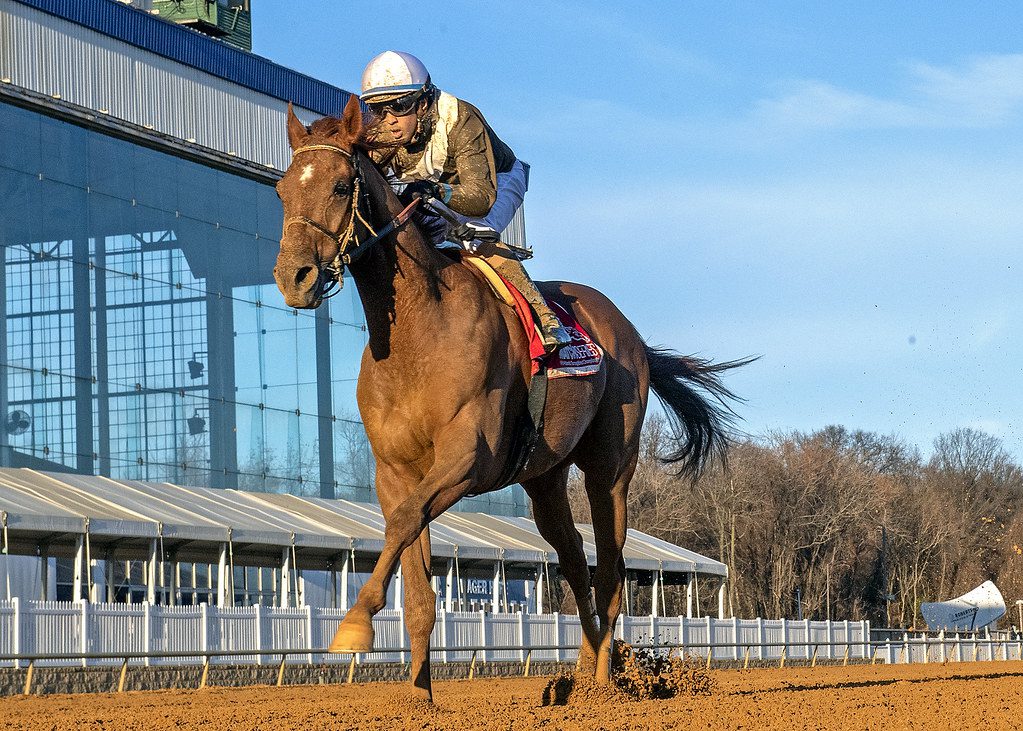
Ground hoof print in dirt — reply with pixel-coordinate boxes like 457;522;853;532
541;673;627;706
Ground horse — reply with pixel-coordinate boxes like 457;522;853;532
272;95;747;700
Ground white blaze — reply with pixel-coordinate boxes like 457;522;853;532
300;163;315;184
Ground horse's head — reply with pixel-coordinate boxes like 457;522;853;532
273;96;365;308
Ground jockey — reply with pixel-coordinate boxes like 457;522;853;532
360;50;572;353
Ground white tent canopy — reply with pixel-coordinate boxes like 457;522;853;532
0;468;727;578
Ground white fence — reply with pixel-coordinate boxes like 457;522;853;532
2;598;1013;668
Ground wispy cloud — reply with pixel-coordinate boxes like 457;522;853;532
755;54;1023;131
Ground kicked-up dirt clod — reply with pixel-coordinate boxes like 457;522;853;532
543;640;715;705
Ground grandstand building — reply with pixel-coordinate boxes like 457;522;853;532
0;0;527;514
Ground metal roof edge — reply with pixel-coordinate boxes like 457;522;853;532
8;0;354;115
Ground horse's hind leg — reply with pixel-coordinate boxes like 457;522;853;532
522;466;603;670
578;452;638;683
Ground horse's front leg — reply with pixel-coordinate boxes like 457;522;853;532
401;528;435;700
329;429;484;656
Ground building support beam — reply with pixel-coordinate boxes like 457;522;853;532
94;236;111;476
314;305;335;499
206;275;238;489
72;238;94;475
718;580;727;619
686;572;695;619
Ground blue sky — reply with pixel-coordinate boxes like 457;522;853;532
254;2;1023;460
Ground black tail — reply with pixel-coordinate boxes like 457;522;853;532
644;345;756;479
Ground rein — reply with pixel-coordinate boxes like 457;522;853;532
286;144;419;300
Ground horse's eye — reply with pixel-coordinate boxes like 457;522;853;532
333;181;350;196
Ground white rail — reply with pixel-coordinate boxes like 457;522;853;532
3;598;1015;669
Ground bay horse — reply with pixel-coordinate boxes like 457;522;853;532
273;96;746;700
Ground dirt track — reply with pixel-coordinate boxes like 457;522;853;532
3;661;1022;730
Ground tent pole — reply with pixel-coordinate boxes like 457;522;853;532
147;539;158;604
2;512;9;601
73;534;85;601
39;546;49;601
104;552;114;603
445;559;454;612
340;549;351;611
84;518;93;602
491;561;501;613
279;546;290;608
216;543;228;607
158;525;167;604
227;529;236;607
455;548;462;611
535;561;544;614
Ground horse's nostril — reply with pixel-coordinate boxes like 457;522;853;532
294;266;314;287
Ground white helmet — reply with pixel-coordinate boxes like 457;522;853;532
361;51;431;102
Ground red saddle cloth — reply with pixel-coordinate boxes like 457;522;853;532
497;274;604;378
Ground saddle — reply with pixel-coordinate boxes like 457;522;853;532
461;256;604;378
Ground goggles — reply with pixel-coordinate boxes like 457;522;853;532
368;91;422;118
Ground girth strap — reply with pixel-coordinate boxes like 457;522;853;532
497;366;548;489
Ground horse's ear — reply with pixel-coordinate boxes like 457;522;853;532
286;102;308;149
338;94;363;144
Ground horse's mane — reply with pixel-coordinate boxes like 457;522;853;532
306;115;398;155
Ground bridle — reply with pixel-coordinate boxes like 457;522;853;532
284;143;419;301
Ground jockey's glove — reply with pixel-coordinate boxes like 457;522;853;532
401;180;453;205
451;222;501;253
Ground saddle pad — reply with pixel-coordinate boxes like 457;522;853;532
545;301;604;379
462;256;604;378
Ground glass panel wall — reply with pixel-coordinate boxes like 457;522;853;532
0;99;527;516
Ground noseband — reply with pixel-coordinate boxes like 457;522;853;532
285;144;419;301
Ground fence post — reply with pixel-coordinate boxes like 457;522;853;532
305;604;314;665
863;621;870;660
441;609;449;664
554;612;561;662
480;609;488;664
143;601;152;667
757;617;765;661
804;618;811;662
680;615;688;660
733;616;740;661
518;609;526;663
254;603;263;665
80;599;89;668
11;596;20;670
781;619;788;663
200;602;210;666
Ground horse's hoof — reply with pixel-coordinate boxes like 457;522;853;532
328;620;374;653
